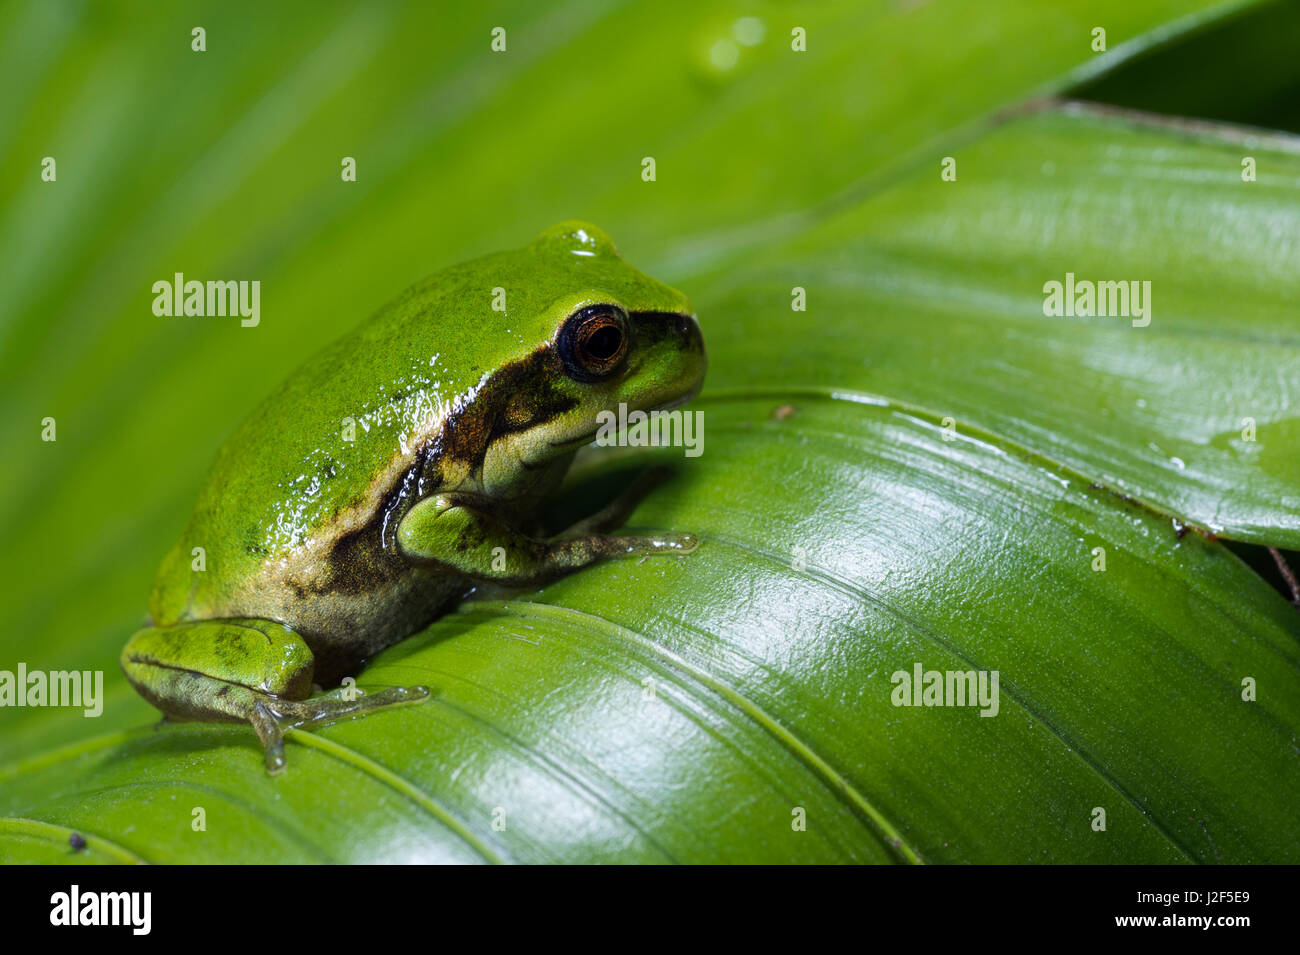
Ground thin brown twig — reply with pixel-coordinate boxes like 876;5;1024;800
1268;547;1300;607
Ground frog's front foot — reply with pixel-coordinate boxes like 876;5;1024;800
121;619;430;774
396;467;699;585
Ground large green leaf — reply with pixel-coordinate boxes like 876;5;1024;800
700;102;1300;546
4;0;1250;764
2;0;1297;863
4;376;1297;863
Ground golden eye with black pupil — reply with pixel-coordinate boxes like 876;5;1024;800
558;304;629;382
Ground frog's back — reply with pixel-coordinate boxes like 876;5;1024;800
179;255;529;577
144;269;437;625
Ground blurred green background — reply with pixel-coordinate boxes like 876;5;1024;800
2;0;1299;863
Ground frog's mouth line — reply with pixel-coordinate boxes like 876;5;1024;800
548;431;598;451
547;389;703;451
652;390;698;413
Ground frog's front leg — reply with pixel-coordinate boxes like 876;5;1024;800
397;478;697;585
121;618;429;774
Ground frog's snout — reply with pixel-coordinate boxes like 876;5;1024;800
634;310;703;394
632;309;705;360
664;310;701;341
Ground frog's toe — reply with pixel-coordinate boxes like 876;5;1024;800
250;701;289;775
247;685;431;775
272;684;432;733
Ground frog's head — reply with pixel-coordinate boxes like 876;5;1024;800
472;221;706;498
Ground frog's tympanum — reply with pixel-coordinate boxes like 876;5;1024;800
122;222;706;772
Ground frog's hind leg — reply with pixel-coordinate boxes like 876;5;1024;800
121;619;429;774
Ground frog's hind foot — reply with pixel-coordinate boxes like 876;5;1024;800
257;685;431;774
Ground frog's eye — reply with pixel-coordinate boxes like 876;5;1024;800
558;304;629;382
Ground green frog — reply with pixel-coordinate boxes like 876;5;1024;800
121;222;705;773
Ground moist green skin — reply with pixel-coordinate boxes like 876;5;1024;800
123;221;706;773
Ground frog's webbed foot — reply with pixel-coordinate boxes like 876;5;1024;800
253;686;430;774
121;619;430;774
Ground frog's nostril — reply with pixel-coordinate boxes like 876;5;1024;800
672;312;699;336
678;313;704;352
